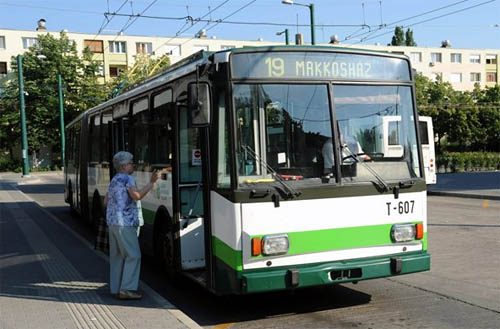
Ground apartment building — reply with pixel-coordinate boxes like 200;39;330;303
344;42;499;91
0;23;281;84
0;23;498;91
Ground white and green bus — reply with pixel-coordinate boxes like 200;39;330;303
65;46;430;295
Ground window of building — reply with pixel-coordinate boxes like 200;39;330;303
221;45;236;50
22;37;38;49
136;42;152;54
486;72;497;82
0;62;7;77
430;52;442;63
470;73;481;82
193;45;209;52
97;63;104;76
450;53;462;63
109;66;125;78
486;54;497;64
469;54;480;64
109;41;127;53
430;72;442;82
0;36;5;49
410;52;422;63
84;40;103;53
449;73;462;83
165;44;181;56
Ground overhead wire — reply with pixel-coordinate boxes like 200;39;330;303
357;0;496;44
344;0;473;42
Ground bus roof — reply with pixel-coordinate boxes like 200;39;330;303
67;45;408;128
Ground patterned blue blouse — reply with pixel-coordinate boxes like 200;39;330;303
106;173;139;227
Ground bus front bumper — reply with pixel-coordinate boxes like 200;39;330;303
240;252;430;294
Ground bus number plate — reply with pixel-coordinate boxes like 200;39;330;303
386;201;415;216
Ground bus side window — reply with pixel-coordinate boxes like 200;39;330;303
89;114;101;164
131;97;150;171
216;91;231;188
152;89;173;168
419;121;429;145
101;110;112;165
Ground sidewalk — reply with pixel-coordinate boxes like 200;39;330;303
427;172;500;201
0;178;201;329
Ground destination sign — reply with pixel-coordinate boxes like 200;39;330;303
231;51;410;81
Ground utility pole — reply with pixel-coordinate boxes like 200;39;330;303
17;55;30;176
58;74;65;167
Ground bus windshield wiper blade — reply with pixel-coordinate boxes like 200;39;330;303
241;145;301;199
343;144;390;192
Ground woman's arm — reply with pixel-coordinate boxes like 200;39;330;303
127;170;160;201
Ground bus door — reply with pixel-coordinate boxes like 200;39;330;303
418;116;436;184
74;122;81;211
175;103;206;271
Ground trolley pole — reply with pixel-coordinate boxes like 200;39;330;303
309;3;315;45
17;55;30;176
58;74;65;167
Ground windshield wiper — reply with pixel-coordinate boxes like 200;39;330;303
241;145;301;199
342;144;391;192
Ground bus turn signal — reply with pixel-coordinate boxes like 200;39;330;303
415;223;424;239
251;238;261;256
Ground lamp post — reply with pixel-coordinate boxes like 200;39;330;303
57;74;65;167
282;0;315;45
276;29;290;45
17;55;30;176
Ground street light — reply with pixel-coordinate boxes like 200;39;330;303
281;0;315;45
276;29;290;45
17;55;30;176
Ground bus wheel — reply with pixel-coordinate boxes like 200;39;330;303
156;218;178;282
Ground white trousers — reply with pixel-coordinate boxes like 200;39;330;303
108;225;141;294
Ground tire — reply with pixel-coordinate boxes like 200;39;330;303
155;217;178;282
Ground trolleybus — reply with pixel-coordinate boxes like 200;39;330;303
65;46;430;295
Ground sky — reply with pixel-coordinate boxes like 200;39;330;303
0;0;498;49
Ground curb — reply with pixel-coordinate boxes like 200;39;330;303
9;181;203;329
428;190;500;201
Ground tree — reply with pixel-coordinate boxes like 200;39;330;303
0;32;106;166
405;29;417;46
108;54;171;97
391;26;405;46
390;26;417;46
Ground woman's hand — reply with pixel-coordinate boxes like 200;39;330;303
150;169;160;185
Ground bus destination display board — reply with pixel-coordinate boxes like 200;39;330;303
231;51;410;81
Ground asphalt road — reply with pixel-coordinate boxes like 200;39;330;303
11;173;500;329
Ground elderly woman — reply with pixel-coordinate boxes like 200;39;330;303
105;151;159;300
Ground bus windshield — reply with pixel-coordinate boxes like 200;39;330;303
233;83;421;188
333;85;421;184
234;84;331;186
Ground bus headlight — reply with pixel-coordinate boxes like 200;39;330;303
391;224;416;242
262;234;289;256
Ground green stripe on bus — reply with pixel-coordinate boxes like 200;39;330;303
253;222;424;257
212;236;243;271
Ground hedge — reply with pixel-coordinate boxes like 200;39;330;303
437;152;500;173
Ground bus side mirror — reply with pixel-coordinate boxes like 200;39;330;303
188;83;211;127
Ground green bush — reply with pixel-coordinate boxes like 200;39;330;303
0;156;22;172
438;152;500;173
